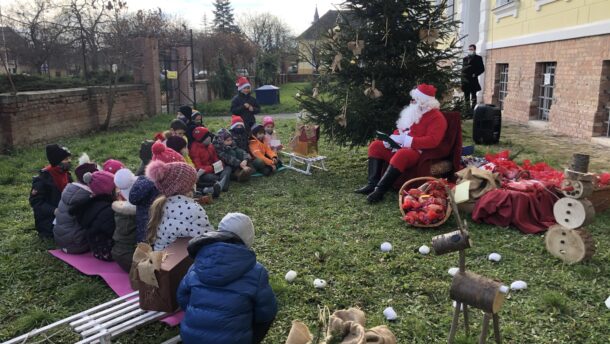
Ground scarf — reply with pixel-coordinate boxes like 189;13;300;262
44;165;69;192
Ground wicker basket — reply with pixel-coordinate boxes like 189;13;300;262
398;176;452;228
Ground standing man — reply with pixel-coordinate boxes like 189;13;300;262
231;77;260;132
461;44;485;111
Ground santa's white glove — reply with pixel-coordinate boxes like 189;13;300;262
389;134;405;147
383;141;391;149
403;135;413;148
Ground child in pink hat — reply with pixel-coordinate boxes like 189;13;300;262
262;116;282;153
145;161;214;250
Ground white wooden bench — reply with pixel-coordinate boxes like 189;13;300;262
281;151;328;175
4;291;167;344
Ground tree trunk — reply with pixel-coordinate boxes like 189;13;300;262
101;72;119;130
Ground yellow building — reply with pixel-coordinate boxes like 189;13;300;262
296;9;343;75
454;0;610;141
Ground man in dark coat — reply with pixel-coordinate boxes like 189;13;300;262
29;144;73;238
230;77;260;131
461;44;485;111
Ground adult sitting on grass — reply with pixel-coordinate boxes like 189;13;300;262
355;83;447;203
29;144;72;238
231;77;260;131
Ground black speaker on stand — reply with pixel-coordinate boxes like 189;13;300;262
473;104;502;145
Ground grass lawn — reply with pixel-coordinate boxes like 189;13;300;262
0;115;609;343
196;82;308;116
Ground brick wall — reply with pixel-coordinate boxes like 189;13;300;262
483;34;610;140
0;85;147;149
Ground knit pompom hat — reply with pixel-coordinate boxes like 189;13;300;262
114;168;137;200
46;144;71;166
192;127;210;142
103;159;125;175
145;160;196;196
84;170;116;196
230;115;245;129
151;141;185;163
262;116;274;127
75;163;98;184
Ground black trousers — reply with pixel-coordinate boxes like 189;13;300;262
464;89;478;110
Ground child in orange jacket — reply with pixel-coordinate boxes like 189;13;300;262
249;125;279;176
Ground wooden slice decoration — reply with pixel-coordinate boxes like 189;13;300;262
432;230;472;255
545;225;596;264
450;271;506;314
553;198;595;229
560;180;594;199
563;169;596;182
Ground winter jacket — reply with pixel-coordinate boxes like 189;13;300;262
461;54;485;93
152;195;214;251
249;137;277;166
230;92;260;130
111;201;137;272
129;176;159;242
177;232;278;344
213;139;250;169
189;141;222;174
72;194;116;261
53;182;92;253
230;127;250;153
29;169;73;238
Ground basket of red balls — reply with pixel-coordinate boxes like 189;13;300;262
399;177;452;228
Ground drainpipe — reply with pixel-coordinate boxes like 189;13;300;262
476;0;491;105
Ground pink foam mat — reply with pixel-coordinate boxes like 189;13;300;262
49;250;183;326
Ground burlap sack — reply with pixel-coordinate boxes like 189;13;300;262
285;320;313;344
132;243;165;287
455;166;501;200
364;326;397;344
323;308;366;344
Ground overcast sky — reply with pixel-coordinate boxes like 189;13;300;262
1;0;340;36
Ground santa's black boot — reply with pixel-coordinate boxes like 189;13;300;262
366;166;402;203
354;158;384;194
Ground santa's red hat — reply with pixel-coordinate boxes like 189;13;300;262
411;83;437;103
230;115;245;129
236;77;251;92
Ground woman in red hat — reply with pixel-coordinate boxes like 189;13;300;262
355;84;448;203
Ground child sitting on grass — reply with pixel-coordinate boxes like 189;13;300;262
262;116;283;153
135;140;154;176
73;171;116;261
189;127;229;195
213;128;254;182
229;115;250;153
177;213;277;344
249;124;280;176
53;154;98;254
154;119;188;143
166;135;195;168
111;168;138;272
29;144;73;239
146;160;214;251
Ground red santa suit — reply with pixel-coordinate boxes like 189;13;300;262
367;86;447;173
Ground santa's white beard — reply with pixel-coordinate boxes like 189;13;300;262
396;103;427;131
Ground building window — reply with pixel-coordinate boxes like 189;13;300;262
537;62;556;121
497;64;509;110
492;0;520;22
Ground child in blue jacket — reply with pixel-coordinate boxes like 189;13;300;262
177;213;277;344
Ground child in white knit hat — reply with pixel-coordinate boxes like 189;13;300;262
177;213;277;344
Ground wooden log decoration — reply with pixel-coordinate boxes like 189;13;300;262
432;230;472;255
553;198;596;230
545;225;596;264
570;153;590;173
560;179;594;199
450;271;507;314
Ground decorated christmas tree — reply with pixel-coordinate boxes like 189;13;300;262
296;0;461;146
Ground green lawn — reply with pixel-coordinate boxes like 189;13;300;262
0;115;609;343
196;82;309;116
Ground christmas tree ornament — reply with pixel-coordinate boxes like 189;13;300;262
364;80;383;99
312;87;319;99
349;59;357;65
380;242;392;252
383;307;398;320
331;53;343;73
313;278;327;289
336;92;348;128
347;35;365;56
285;270;298;282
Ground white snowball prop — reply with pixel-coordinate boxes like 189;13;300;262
418;245;430;255
488;253;502;262
605;296;610;309
313;278;327;289
448;267;459;276
383;307;398;320
380;242;393;252
499;285;510;294
510;280;527;291
285;270;297;283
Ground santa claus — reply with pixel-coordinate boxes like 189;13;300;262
355;83;448;203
